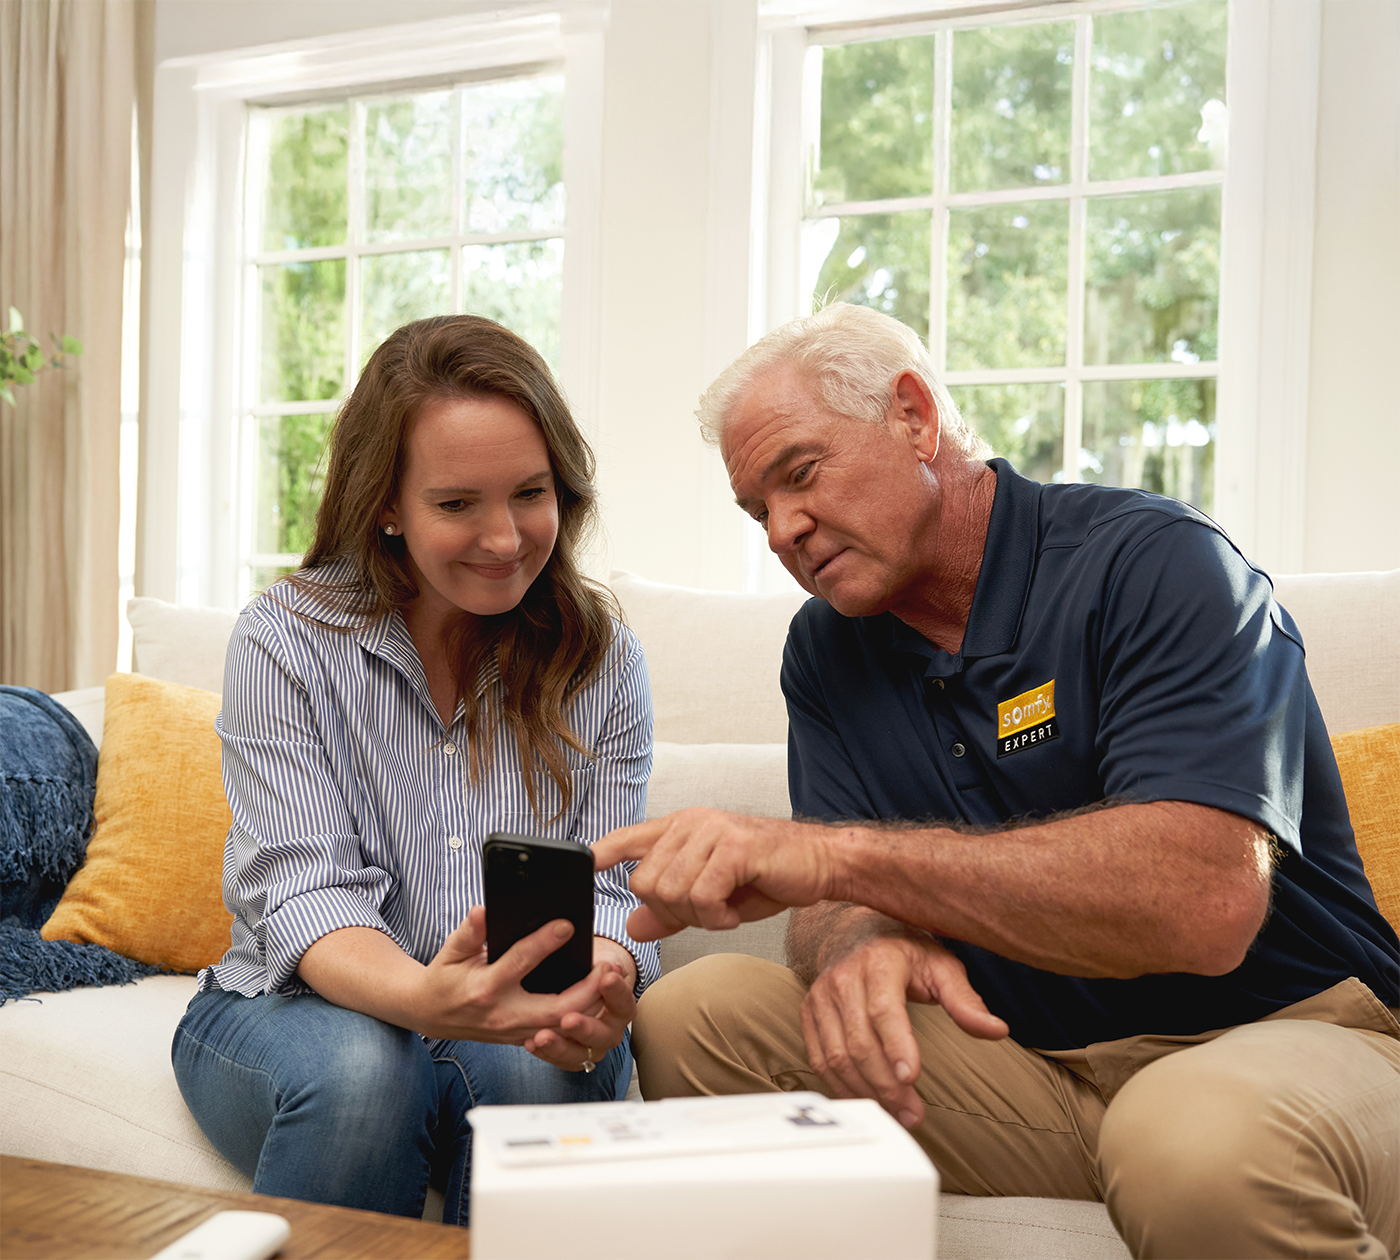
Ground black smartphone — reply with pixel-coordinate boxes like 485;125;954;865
483;832;594;994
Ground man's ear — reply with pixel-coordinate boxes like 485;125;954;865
887;370;940;465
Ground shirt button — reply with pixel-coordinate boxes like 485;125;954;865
448;836;463;850
951;742;966;758
443;742;457;755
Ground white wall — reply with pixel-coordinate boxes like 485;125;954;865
1303;0;1400;574
591;1;747;590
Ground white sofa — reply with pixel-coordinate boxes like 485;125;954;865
3;567;1397;1259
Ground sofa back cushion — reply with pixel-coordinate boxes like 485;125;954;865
1271;569;1399;735
609;570;808;745
127;597;240;696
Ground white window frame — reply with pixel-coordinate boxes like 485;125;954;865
750;0;1320;581
142;4;607;611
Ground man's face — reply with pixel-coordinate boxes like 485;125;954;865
721;364;938;618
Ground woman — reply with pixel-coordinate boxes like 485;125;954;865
172;316;657;1226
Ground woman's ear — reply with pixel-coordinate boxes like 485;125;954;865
886;370;941;465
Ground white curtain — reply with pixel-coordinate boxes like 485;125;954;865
1;0;150;691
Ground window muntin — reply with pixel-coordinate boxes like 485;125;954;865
238;69;565;600
802;0;1227;512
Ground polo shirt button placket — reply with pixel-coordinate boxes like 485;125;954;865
951;742;966;758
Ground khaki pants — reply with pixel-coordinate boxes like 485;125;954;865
633;955;1400;1260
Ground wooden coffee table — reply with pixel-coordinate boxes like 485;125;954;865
0;1157;472;1259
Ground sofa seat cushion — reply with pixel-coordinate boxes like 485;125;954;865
937;1195;1129;1259
0;975;250;1192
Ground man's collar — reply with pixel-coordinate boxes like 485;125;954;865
888;457;1039;675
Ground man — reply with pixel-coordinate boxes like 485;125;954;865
593;304;1400;1259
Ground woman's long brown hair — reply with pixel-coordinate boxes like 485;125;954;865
292;314;619;819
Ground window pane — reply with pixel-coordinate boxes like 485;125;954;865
813;37;935;207
1089;1;1228;181
1081;377;1215;512
462;239;564;377
804;212;931;342
259;260;346;403
950;21;1073;192
463;75;565;234
259;105;349;252
1084;187;1220;366
364;91;453;244
254;412;334;555
250;565;296;596
359;250;451;367
952;383;1064;483
947;202;1067;370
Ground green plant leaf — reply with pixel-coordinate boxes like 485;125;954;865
61;335;83;355
14;365;34;385
24;345;44;370
8;307;24;334
0;383;14;406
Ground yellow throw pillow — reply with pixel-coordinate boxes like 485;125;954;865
41;672;234;971
1331;722;1400;938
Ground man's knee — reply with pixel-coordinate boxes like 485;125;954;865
1099;1048;1277;1251
633;953;808;1100
1098;1022;1400;1258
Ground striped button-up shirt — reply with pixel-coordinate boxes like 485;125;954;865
200;565;658;1002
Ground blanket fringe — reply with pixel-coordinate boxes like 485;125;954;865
0;773;94;884
0;923;165;1006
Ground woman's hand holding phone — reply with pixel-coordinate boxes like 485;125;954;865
407;905;617;1048
524;935;637;1071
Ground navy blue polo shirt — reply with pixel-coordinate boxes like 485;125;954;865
783;459;1399;1050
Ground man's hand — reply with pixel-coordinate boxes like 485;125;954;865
592;808;839;940
801;932;1008;1128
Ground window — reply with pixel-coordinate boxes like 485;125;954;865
240;69;566;599
797;0;1227;512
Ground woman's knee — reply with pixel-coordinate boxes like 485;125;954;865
174;991;436;1158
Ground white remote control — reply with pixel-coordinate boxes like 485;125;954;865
149;1210;291;1260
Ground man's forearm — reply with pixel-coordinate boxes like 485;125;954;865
821;801;1273;980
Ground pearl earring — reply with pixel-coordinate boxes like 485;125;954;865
383;524;397;536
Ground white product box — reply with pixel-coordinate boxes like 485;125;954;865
468;1092;938;1260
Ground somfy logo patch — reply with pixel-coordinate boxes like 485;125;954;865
996;680;1059;759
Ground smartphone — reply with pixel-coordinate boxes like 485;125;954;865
483;832;594;994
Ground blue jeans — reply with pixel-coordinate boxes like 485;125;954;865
171;988;631;1226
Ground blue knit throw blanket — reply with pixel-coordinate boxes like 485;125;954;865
0;685;159;1004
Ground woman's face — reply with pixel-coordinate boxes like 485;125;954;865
382;394;560;625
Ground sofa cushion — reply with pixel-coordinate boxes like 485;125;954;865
1271;569;1399;735
610;570;808;745
127;596;240;697
0;974;250;1192
1330;723;1400;935
648;742;790;822
937;1196;1129;1259
41;674;233;972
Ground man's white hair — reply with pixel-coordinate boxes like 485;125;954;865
696;303;991;459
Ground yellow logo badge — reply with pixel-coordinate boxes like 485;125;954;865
996;680;1059;759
